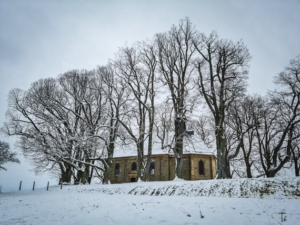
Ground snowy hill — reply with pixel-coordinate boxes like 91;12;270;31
1;177;299;225
73;177;300;199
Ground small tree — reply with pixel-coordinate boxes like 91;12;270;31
0;141;20;170
255;56;300;177
227;95;263;178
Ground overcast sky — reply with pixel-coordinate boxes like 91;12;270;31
0;0;299;191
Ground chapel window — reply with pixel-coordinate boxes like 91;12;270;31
131;162;137;171
115;163;120;175
199;160;205;175
149;162;155;175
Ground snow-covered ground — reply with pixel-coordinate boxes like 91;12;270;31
1;177;299;225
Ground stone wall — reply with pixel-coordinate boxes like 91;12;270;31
145;154;173;182
189;154;216;180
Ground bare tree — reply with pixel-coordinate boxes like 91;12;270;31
255;56;300;177
2;79;71;182
227;95;263;178
194;31;251;178
156;18;197;178
96;65;127;184
58;70;110;184
277;56;300;177
139;40;158;181
113;40;157;181
2;81;75;182
2;73;107;184
255;99;288;177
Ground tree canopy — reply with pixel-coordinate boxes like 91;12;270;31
0;141;20;171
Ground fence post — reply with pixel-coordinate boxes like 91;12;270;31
60;182;62;189
19;181;22;191
32;181;35;191
47;181;49;191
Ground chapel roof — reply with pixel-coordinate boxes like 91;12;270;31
112;132;215;158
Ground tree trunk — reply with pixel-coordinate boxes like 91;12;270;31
83;164;90;184
88;160;95;184
175;142;183;178
103;159;112;184
265;170;276;178
174;118;184;178
74;161;90;185
142;122;153;181
137;144;143;181
295;164;299;177
245;159;252;178
292;147;300;177
60;164;72;184
216;126;229;179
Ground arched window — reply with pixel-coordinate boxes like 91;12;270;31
131;162;137;171
149;162;155;175
115;163;120;175
199;160;204;175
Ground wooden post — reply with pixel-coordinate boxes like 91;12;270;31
47;181;49;191
19;181;22;191
32;181;35;191
60;182;62;189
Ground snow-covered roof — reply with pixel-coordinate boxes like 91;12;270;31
113;133;214;158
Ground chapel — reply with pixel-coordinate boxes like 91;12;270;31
110;134;216;183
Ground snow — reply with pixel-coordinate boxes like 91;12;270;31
1;177;299;225
113;132;214;158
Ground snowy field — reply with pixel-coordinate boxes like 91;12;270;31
1;177;299;225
